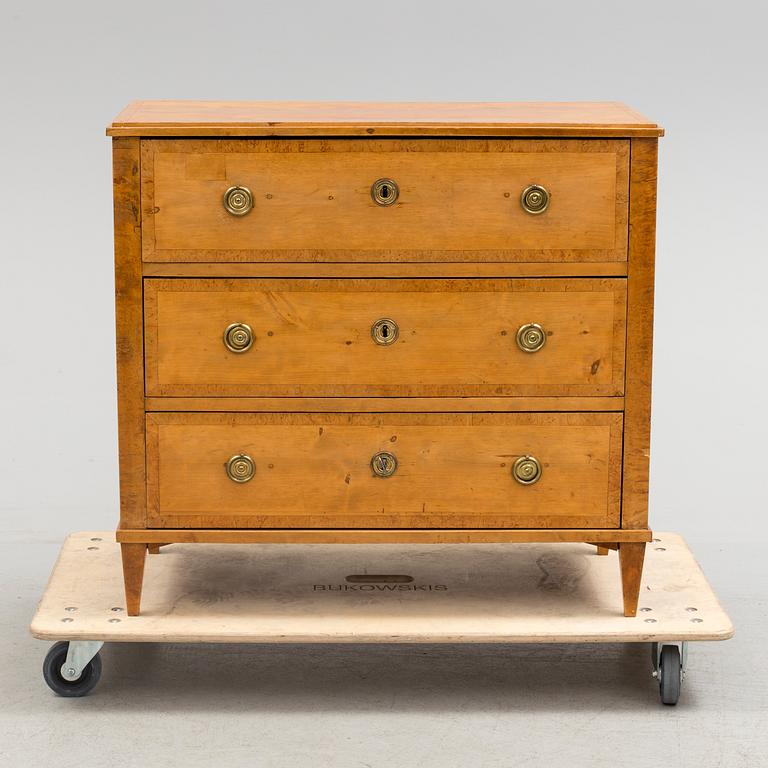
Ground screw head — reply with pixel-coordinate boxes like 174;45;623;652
644;618;657;623
111;607;123;612
64;606;77;612
639;607;652;612
61;617;73;623
691;618;704;624
685;606;698;612
87;546;99;551
654;547;666;552
108;618;121;624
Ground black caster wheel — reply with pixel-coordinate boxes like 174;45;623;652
658;644;682;705
42;641;102;697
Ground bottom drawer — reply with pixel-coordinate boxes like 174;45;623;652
146;413;623;529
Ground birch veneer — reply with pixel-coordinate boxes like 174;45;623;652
107;101;663;616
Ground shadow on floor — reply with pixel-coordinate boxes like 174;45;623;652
63;640;663;712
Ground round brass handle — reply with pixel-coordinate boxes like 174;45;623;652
512;455;542;485
223;185;253;216
371;451;398;478
520;184;550;215
371;178;399;206
223;323;253;353
371;318;399;346
226;454;255;483
516;323;546;353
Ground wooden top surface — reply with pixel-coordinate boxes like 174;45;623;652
107;101;663;138
31;532;730;643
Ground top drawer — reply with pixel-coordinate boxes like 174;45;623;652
141;139;629;263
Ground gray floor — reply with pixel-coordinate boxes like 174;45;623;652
2;535;765;768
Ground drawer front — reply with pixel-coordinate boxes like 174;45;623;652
146;413;623;529
145;278;626;397
141;139;629;262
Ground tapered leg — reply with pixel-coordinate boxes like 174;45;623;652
618;542;646;617
121;543;147;616
587;542;617;555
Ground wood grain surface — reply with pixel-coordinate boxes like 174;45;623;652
144;278;627;398
108;100;663;137
145;412;623;530
141;139;628;262
621;139;658;530
113;139;146;529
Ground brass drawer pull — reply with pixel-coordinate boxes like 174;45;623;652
371;318;399;345
223;185;253;216
516;322;546;353
371;178;399;206
223;323;253;353
226;454;255;483
512;455;542;485
371;451;398;478
520;184;550;215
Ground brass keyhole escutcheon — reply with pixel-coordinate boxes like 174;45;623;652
226;454;255;483
371;178;399;206
516;323;546;353
371;318;399;346
223;185;253;216
223;323;254;353
520;184;550;215
512;455;542;485
371;451;398;478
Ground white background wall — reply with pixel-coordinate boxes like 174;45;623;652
1;0;766;543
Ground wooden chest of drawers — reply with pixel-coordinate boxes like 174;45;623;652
108;101;662;616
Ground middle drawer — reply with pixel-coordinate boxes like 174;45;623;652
144;278;626;397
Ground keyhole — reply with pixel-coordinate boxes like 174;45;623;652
381;324;389;338
380;184;390;199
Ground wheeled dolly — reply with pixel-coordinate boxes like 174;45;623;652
32;532;733;705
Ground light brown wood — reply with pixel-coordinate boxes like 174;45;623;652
589;542;619;554
618;542;646;617
621;139;658;530
141;139;629;263
34;533;732;643
142;261;629;278
145;412;623;530
107;101;663;138
117;528;651;544
144;278;627;398
106;102;662;615
144;396;624;413
147;543;169;554
120;543;146;616
113;139;146;529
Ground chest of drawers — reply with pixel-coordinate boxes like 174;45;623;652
108;101;662;616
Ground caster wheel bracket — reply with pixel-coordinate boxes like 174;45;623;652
60;640;104;682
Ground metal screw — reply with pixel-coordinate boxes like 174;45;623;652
87;546;99;551
61;617;73;623
685;607;698;612
108;618;121;624
644;618;657;623
111;607;123;612
640;607;652;612
654;547;666;552
64;606;78;612
90;537;102;542
652;538;661;542
691;618;703;624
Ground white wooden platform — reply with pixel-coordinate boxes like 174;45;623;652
30;532;733;644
